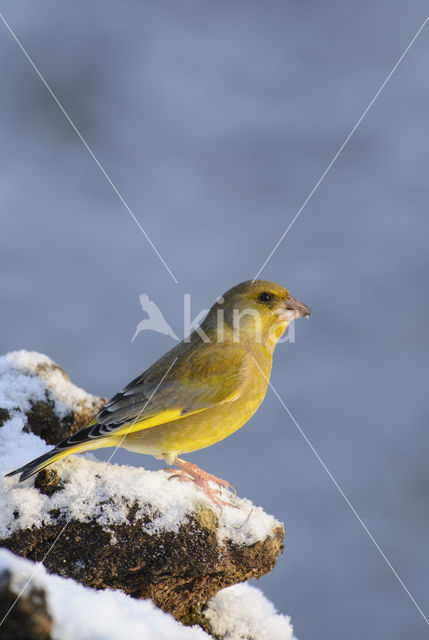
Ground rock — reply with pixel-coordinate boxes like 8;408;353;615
0;549;295;640
0;351;285;630
0;408;10;427
1;508;283;623
21;359;105;445
0;565;52;640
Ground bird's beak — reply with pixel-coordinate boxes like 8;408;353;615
278;295;312;322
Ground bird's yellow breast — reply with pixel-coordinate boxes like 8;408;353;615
123;352;270;458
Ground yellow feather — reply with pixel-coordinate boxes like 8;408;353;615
112;409;184;437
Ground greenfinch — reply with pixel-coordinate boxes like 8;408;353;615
6;280;310;505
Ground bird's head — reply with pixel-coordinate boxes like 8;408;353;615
204;279;311;352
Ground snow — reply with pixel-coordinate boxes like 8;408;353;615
206;583;295;640
0;350;101;418
0;351;282;546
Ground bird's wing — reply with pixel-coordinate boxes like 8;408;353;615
62;344;248;446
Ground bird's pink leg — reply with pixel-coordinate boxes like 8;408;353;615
167;457;237;508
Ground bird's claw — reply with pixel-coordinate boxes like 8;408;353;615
165;459;238;510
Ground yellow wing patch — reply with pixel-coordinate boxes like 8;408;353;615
112;408;202;437
110;384;243;438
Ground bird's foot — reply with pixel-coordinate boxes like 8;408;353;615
166;458;237;509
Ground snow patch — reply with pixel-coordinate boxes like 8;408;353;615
2;350;100;418
205;583;295;640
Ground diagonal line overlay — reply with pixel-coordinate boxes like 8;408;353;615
250;355;429;626
253;15;429;281
0;12;178;284
1;6;428;632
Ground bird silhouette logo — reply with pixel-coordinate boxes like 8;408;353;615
132;294;179;342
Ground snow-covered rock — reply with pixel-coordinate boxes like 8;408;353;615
0;351;294;639
0;549;295;640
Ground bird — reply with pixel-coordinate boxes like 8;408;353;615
6;280;311;506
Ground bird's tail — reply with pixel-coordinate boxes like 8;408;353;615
5;441;101;482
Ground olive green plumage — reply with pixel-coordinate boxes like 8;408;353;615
6;280;310;482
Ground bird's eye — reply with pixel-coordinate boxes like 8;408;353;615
258;292;272;303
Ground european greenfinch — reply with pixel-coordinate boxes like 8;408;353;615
6;280;310;505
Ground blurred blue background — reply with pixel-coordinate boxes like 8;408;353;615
1;2;428;638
